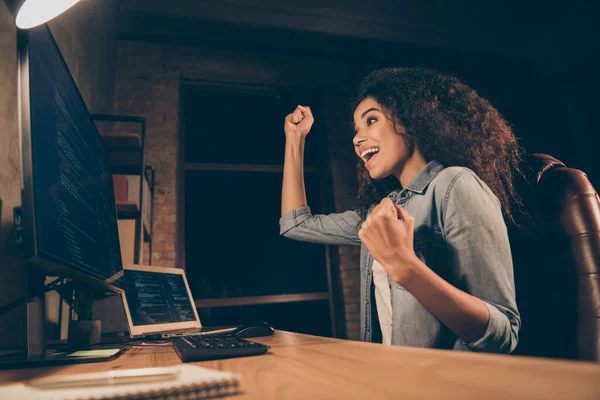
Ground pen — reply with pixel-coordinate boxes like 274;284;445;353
27;368;180;389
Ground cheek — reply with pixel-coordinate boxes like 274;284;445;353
390;138;409;156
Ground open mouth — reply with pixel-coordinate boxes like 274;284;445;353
360;147;380;166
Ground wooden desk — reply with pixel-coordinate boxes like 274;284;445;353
1;331;599;399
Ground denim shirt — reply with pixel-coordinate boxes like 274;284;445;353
279;161;520;353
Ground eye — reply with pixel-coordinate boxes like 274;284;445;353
366;117;377;126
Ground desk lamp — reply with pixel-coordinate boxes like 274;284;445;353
4;0;83;29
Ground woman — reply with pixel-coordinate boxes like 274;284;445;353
280;67;522;353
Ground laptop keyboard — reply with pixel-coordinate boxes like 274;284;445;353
171;334;270;362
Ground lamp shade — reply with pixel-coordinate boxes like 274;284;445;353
4;0;83;29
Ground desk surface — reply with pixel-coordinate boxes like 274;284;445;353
1;331;599;399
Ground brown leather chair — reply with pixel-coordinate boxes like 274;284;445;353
510;154;600;361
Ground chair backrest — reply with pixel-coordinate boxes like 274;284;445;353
510;154;600;361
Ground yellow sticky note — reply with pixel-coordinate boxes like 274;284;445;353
68;349;122;358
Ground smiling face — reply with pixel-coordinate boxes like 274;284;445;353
353;97;414;182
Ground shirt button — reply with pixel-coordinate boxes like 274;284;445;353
400;192;407;198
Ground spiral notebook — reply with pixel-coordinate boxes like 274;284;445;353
0;364;239;399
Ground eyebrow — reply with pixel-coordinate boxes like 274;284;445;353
361;107;380;119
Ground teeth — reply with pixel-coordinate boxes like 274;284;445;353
360;147;380;160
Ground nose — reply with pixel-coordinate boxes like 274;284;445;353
353;132;367;147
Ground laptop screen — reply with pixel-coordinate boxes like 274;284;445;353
118;265;202;337
121;270;197;326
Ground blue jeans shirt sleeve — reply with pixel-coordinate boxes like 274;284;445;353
442;171;521;353
279;205;362;246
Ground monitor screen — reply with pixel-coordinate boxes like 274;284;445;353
119;269;197;326
21;25;123;283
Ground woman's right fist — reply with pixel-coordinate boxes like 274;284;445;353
284;105;314;138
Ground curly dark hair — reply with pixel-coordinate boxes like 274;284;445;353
353;67;525;227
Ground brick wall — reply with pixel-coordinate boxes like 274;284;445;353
114;40;367;339
48;3;120;114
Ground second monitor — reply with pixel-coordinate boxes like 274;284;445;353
116;264;237;338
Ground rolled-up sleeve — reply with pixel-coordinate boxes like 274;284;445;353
443;171;521;354
279;205;362;246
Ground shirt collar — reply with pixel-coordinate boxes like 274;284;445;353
404;160;446;194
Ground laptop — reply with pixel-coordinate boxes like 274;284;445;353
116;264;237;339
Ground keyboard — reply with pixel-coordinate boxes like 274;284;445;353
171;334;270;362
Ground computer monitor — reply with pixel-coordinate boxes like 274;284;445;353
19;25;123;288
1;25;126;366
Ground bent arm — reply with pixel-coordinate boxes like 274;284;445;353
280;105;361;246
399;171;519;353
438;171;520;353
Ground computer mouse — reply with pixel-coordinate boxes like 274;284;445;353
232;321;275;338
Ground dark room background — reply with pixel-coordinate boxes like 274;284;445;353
1;0;598;345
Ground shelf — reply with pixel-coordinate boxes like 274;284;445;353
100;133;142;149
193;292;330;308
112;166;145;176
110;151;143;173
116;201;140;219
94;113;151;265
185;163;318;173
143;226;151;242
